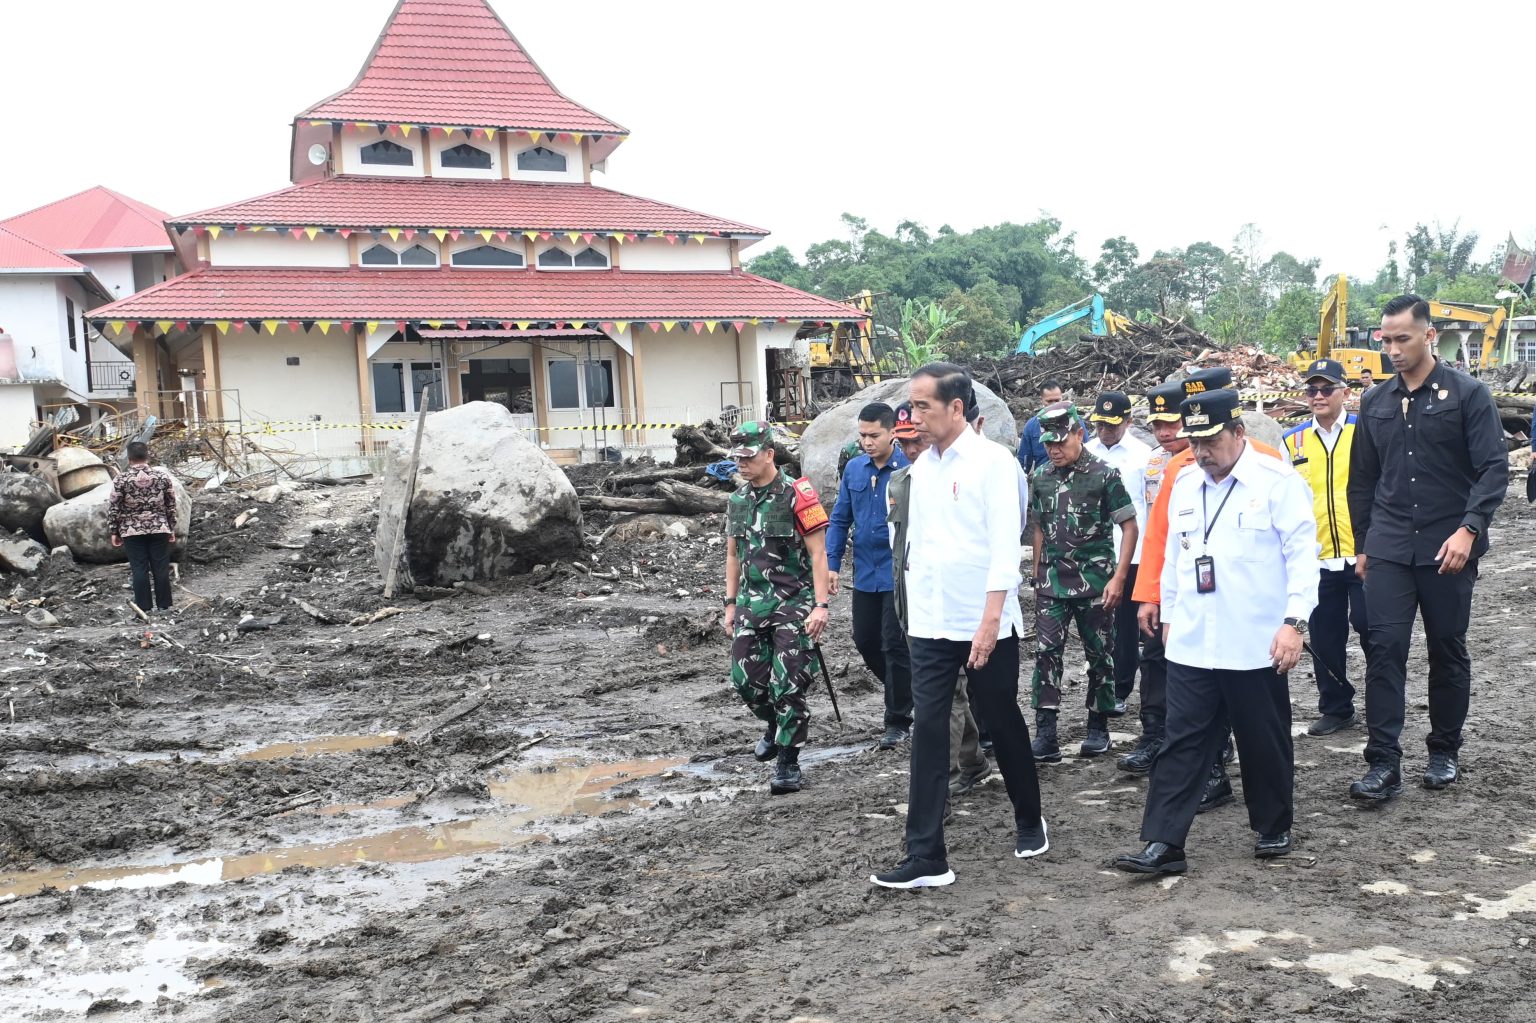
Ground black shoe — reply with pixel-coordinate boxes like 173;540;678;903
1349;763;1403;803
769;747;802;795
1219;736;1235;766
753;723;780;763
1080;712;1110;757
1307;712;1357;737
1032;710;1061;763
980;738;995;757
1114;842;1187;875
1116;735;1162;775
1255;831;1292;858
948;759;993;797
870;856;954;889
1105;699;1129;718
877;725;909;750
1014;818;1050;859
1196;767;1233;814
1422;752;1459;790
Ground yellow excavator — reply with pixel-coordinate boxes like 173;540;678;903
1426;300;1507;370
1289;275;1392;381
805;290;894;396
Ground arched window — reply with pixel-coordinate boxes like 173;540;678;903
360;140;413;166
440;143;492;170
399;244;438;266
517;146;567;172
573;246;609;268
361;243;399;265
452;245;525;268
538;247;574;268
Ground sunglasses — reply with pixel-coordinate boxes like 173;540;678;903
1304;385;1341;397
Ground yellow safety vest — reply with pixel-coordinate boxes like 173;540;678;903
1280;416;1357;560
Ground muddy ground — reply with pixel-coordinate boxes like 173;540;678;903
3;471;1536;1022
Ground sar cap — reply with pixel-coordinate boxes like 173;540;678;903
1089;390;1132;425
728;420;774;457
1177;389;1244;439
893;401;919;439
1305;358;1347;386
1146;382;1184;423
1038;401;1083;443
1180;366;1233;397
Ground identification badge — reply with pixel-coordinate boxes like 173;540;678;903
1195;555;1216;593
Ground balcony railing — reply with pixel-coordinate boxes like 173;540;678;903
89;360;135;393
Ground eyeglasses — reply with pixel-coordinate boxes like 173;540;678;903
1304;385;1341;397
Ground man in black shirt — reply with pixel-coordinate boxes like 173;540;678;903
1346;294;1509;801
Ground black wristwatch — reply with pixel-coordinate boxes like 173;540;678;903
1284;617;1308;636
814;601;830;609
1461;523;1480;536
723;596;735;607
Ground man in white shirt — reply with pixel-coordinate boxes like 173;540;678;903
871;364;1047;889
1085;390;1152;718
1114;389;1317;875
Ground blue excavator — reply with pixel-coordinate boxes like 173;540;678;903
1014;293;1135;355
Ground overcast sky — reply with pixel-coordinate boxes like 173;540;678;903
4;0;1533;281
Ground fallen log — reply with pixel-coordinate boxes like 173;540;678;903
601;465;704;491
654;480;729;513
579;494;675;513
408;692;487;744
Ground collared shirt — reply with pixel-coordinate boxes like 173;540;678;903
107;465;177;537
1348;359;1508;566
1285;415;1354;571
1160;443;1319;671
1015;414;1048;474
905;426;1025;642
1086;433;1151;562
826;445;909;592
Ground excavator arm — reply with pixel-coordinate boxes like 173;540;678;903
1427;301;1506;369
1016;295;1110;355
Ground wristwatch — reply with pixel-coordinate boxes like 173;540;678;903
814;601;830;609
1462;523;1481;536
723;596;735;607
1284;617;1308;636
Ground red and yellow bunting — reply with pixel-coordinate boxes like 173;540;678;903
90;317;865;338
172;224;740;242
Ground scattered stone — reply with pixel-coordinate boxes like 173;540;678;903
0;529;47;574
0;472;61;544
236;614;285;632
414;586;456;602
24;607;59;628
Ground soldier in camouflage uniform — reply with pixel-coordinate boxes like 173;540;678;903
1027;402;1139;762
722;420;832;794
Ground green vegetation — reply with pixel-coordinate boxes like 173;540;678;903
748;215;1531;357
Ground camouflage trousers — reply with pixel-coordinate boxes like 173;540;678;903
1031;594;1117;712
729;620;815;748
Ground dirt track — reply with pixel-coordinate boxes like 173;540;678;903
3;477;1536;1022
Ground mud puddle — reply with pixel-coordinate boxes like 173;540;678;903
237;732;401;761
0;756;690;902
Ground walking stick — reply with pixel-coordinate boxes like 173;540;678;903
812;643;843;725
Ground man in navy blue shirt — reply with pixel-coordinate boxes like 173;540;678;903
1015;379;1065;474
828;402;912;748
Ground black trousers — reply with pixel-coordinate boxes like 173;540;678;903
1309;567;1368;719
123;533;173;611
1140;661;1293;847
1361;557;1477;766
851;589;913;729
1112;563;1141;700
905;633;1041;865
1137;619;1167;738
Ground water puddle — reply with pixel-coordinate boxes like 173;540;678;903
17;935;229;1015
0;757;687;902
1170;930;1471;990
238;732;400;761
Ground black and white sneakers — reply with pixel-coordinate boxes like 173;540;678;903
1015;818;1050;859
870;857;956;889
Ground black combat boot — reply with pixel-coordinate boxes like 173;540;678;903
1117;734;1163;775
1032;709;1061;763
753;722;780;763
770;746;803;795
1080;711;1111;757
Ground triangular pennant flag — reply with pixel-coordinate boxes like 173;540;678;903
566;232;580;244
527;131;542;144
570;321;586;330
494;231;510;242
614;321;629;333
599;322;615;333
732;321;746;333
691;234;707;245
395;320;408;332
263;320;280;335
479;229;494;241
286;321;301;333
215;321;231;333
456;320;469;330
109;320;125;334
304;227;320;240
386;228;402;241
353;123;372;132
500;321;515;330
174;225;188;236
662;320;677;332
482;127;496;141
581;233;595;243
316;321;331;335
648;321;662;332
664;234;678;245
691;322;706;334
516;321;532;330
400;124;413;137
339;228;353;239
300;320;315;333
613;233;625;245
523;230;539;241
401;228;417;240
192;226;207;237
366;321;380;335
173;321;190;332
208;225;223;239
232;321;248;333
155;320;174;334
308;120;327;128
705;321;719;333
340;321;354;333
750;318;761;325
556;133;572;143
430;228;448;241
289;228;305;240
448;229;462;241
573;133;585;142
426;320;443;329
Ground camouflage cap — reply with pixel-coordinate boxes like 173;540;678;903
728;420;774;457
1038;401;1083;443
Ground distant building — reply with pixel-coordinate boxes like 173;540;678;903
0;187;178;447
89;0;860;467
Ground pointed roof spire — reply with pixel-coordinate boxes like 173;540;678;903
299;0;625;137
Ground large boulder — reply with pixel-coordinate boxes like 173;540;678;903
0;472;61;544
799;378;1018;498
42;479;192;564
0;529;47;574
1241;411;1284;451
375;401;583;586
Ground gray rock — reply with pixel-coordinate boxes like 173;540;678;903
24;607;59;628
1240;411;1284;451
0;529;47;574
0;473;61;544
375;401;583;586
799;378;1018;499
41;479;192;564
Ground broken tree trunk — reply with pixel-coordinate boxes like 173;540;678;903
579;494;676;513
653;480;729;513
601;465;704;491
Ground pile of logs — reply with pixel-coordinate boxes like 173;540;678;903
575;463;731;515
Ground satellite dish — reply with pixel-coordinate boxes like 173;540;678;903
307;143;329;166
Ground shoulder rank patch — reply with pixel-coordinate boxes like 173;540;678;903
791;476;828;532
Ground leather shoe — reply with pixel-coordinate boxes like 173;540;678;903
876;726;909;750
1116;735;1162;775
1349;763;1402;802
753;724;780;763
1196;767;1233;814
1422;751;1459;790
1106;699;1129;718
1306;712;1357;737
1114;842;1187;875
1254;831;1292;858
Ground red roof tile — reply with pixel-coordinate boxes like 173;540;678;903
174;177;765;235
300;0;624;135
0;186;173;253
0;226;87;273
88;267;863;323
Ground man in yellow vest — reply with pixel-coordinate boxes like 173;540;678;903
1281;358;1368;736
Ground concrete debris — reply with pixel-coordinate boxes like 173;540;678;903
0;529;47;575
0;472;62;544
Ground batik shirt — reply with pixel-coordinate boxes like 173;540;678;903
107;464;177;537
